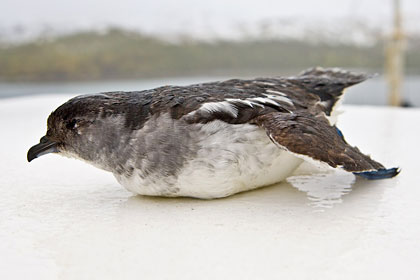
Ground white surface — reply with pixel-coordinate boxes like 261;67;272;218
0;95;419;280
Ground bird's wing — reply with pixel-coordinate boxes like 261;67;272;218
169;67;373;123
176;80;297;124
253;111;399;179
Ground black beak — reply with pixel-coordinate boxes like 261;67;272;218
27;136;58;162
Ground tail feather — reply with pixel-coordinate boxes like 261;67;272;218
288;67;375;115
298;67;375;86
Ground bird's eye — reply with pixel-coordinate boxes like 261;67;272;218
66;119;78;130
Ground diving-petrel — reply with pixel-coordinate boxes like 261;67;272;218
27;67;399;198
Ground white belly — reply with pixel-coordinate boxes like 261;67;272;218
117;120;303;199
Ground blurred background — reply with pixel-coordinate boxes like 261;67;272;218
0;0;419;106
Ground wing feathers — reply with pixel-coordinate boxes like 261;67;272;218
254;112;395;174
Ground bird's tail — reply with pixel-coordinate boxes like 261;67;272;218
288;67;375;116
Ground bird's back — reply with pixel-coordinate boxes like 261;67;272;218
70;67;368;131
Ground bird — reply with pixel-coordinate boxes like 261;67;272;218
27;67;399;199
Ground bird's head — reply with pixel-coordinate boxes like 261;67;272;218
28;97;95;162
27;94;117;163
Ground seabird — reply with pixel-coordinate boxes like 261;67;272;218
27;67;399;199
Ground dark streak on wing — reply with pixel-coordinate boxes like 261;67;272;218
253;111;386;173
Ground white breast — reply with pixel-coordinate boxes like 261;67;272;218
116;120;303;199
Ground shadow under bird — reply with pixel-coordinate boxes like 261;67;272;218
27;67;399;199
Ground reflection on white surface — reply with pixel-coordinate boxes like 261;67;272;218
0;95;419;280
287;169;355;209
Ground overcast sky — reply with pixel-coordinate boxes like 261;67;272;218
1;0;419;38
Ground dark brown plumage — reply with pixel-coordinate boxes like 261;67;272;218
254;111;384;172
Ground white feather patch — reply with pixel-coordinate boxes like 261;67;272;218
263;93;294;106
200;101;238;117
226;98;262;108
248;97;280;106
253;81;275;86
189;93;293;120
